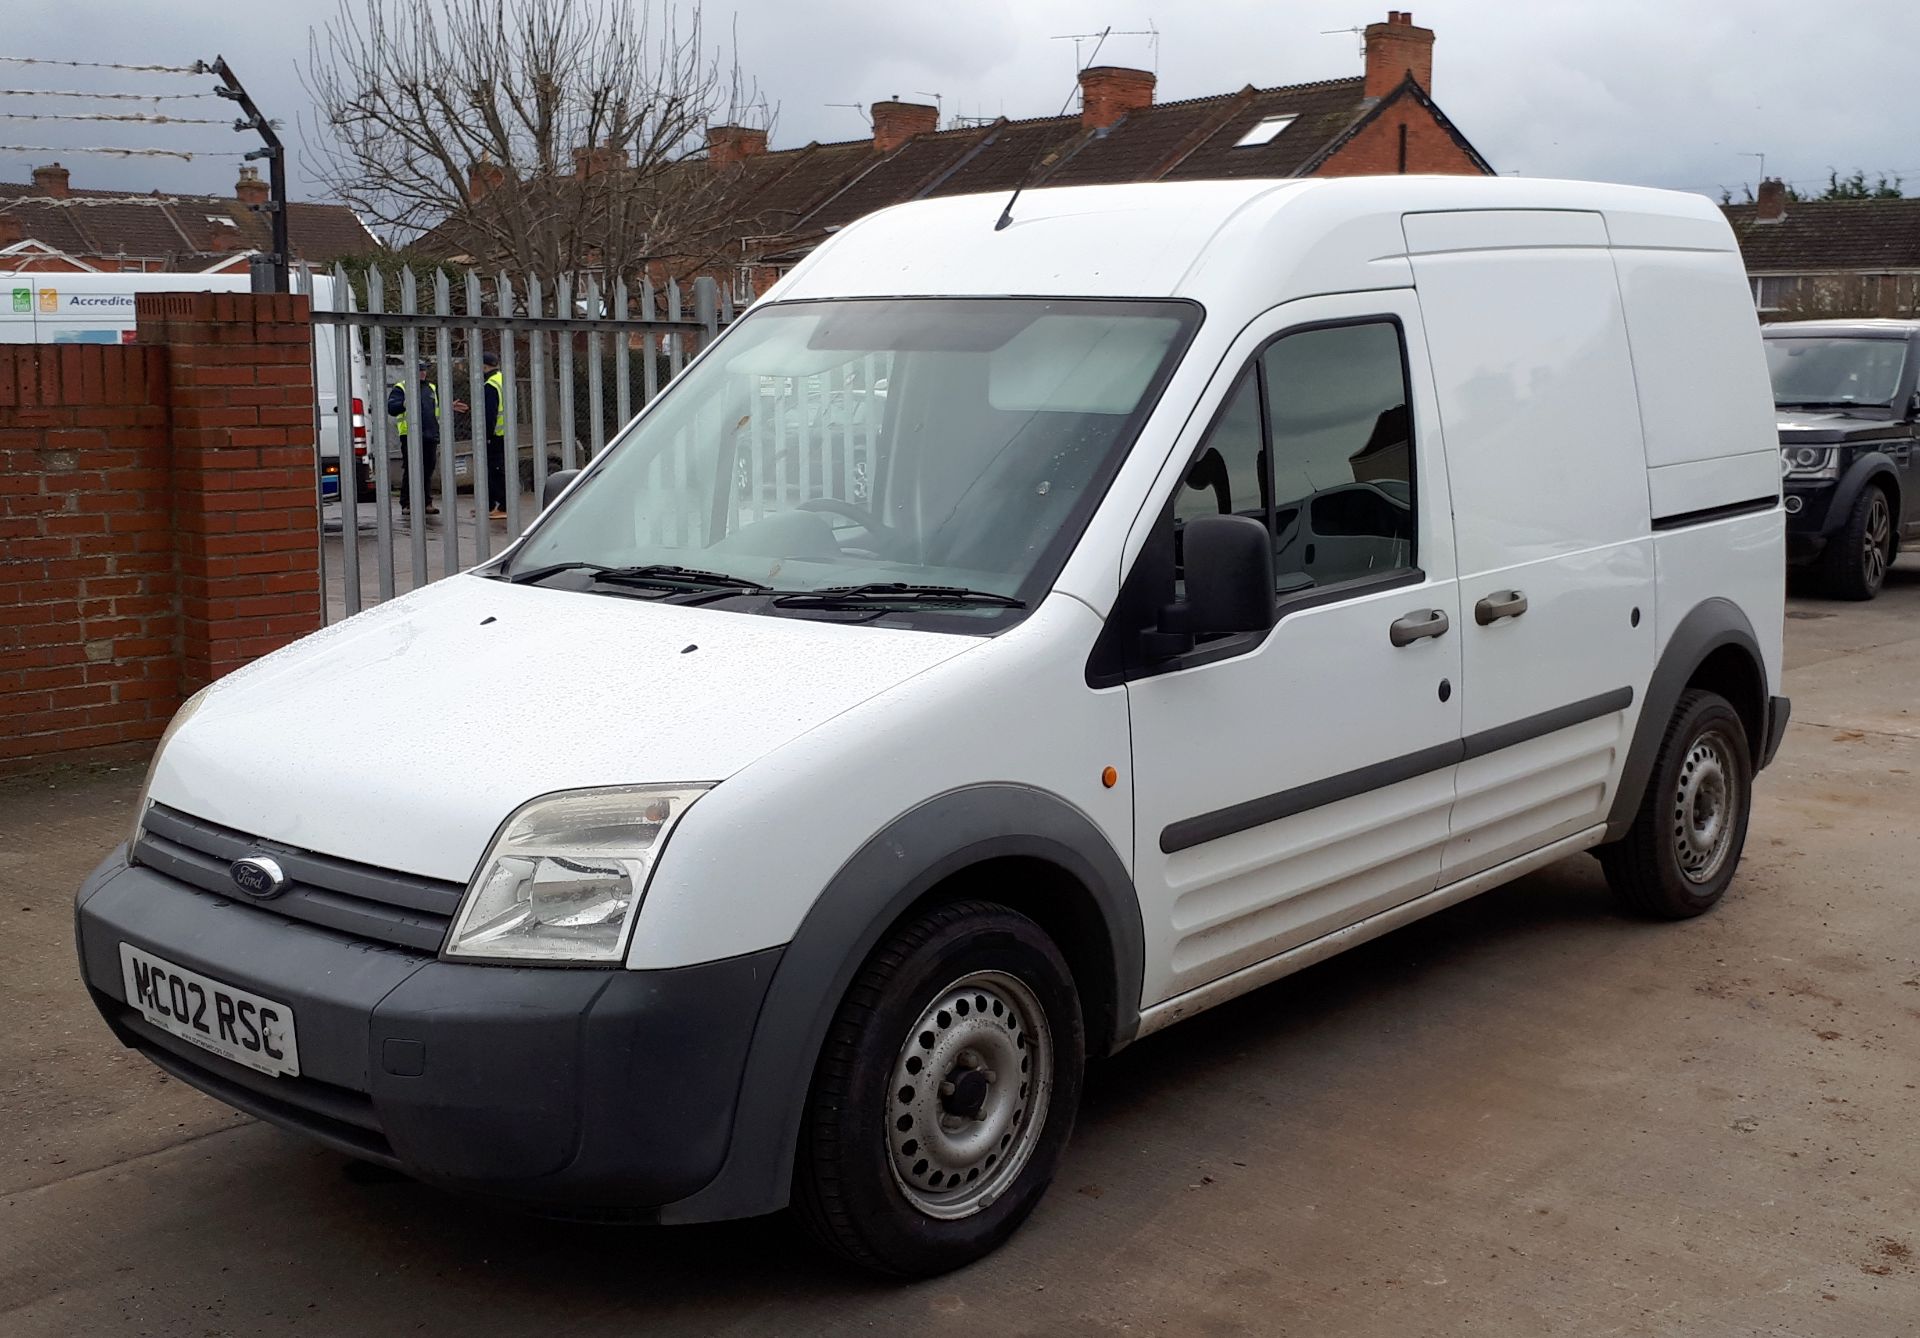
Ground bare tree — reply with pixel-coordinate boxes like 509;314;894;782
302;0;768;282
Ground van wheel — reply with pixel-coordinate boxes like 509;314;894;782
793;901;1084;1277
1600;689;1752;919
1819;484;1892;600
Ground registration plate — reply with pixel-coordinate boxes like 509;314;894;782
118;943;301;1077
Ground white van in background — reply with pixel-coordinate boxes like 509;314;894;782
76;177;1788;1278
0;269;372;501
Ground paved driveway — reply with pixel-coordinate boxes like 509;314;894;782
3;566;1918;1336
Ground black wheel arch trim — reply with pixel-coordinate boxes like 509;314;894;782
1819;453;1900;539
1605;598;1775;841
658;783;1142;1224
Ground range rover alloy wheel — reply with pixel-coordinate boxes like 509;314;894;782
1820;483;1894;600
1601;689;1753;919
794;901;1084;1277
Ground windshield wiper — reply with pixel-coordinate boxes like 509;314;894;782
1777;399;1878;410
592;564;772;593
771;582;1026;610
502;561;770;594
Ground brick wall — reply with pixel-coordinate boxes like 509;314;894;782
0;293;321;772
1314;101;1484;177
0;347;178;766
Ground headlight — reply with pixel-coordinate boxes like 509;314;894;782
129;686;211;851
1780;445;1838;479
443;785;708;963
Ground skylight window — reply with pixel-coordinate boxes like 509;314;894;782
1234;114;1298;148
207;215;238;228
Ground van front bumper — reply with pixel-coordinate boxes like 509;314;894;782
74;848;781;1213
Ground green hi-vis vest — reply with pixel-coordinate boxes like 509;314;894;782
486;370;505;436
392;380;437;438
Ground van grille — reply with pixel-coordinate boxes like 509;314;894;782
133;803;464;953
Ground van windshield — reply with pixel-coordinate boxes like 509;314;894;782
1766;336;1909;410
505;297;1198;622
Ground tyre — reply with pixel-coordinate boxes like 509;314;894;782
354;460;377;505
1817;483;1893;600
793;900;1085;1277
1600;689;1752;919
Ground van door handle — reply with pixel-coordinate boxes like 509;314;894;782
1389;608;1450;646
1473;589;1528;625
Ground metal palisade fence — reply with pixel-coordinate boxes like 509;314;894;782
306;265;730;622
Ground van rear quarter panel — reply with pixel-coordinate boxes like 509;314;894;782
1653;513;1787;699
1610;243;1780;520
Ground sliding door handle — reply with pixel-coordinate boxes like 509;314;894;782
1474;589;1528;625
1389;608;1451;646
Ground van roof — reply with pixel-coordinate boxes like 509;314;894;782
773;176;1736;316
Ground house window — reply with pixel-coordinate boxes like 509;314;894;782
734;265;756;304
1233;114;1298;148
1752;275;1797;312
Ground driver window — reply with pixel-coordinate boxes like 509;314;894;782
1260;322;1414;587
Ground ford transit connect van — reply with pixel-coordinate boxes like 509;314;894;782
75;177;1789;1277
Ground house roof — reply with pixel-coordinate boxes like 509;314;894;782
1724;198;1920;274
727;75;1487;265
0;180;381;268
414;70;1491;273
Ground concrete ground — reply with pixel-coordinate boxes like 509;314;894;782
3;567;1919;1336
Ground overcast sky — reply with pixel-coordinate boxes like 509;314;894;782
4;0;1916;215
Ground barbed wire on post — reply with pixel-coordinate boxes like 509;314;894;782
0;56;210;75
0;111;230;125
0;87;219;101
0;143;248;162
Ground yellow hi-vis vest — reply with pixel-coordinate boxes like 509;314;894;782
392;380;436;437
486;370;505;437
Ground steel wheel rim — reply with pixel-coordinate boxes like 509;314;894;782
886;970;1053;1221
1672;728;1741;884
1864;493;1891;589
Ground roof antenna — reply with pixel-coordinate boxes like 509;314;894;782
995;24;1112;232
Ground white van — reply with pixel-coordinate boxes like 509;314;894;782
0;269;371;501
75;178;1788;1277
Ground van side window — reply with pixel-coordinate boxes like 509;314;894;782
1260;322;1415;587
1175;367;1265;528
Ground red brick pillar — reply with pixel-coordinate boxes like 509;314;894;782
0;346;178;767
136;292;322;693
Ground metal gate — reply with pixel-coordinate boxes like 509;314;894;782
308;267;728;622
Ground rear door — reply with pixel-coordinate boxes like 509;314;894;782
1404;211;1655;880
1127;291;1465;1008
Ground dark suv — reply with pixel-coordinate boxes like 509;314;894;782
1765;320;1920;599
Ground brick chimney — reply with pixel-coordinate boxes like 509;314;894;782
707;124;769;170
32;162;70;199
468;158;507;200
1756;178;1789;223
1363;11;1436;98
572;145;628;180
1079;66;1156;131
871;99;938;154
234;165;269;207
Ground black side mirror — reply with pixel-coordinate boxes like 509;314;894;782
1181;514;1277;636
542;469;581;510
1908;390;1920;422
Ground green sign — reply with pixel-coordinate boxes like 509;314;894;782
10;288;27;313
